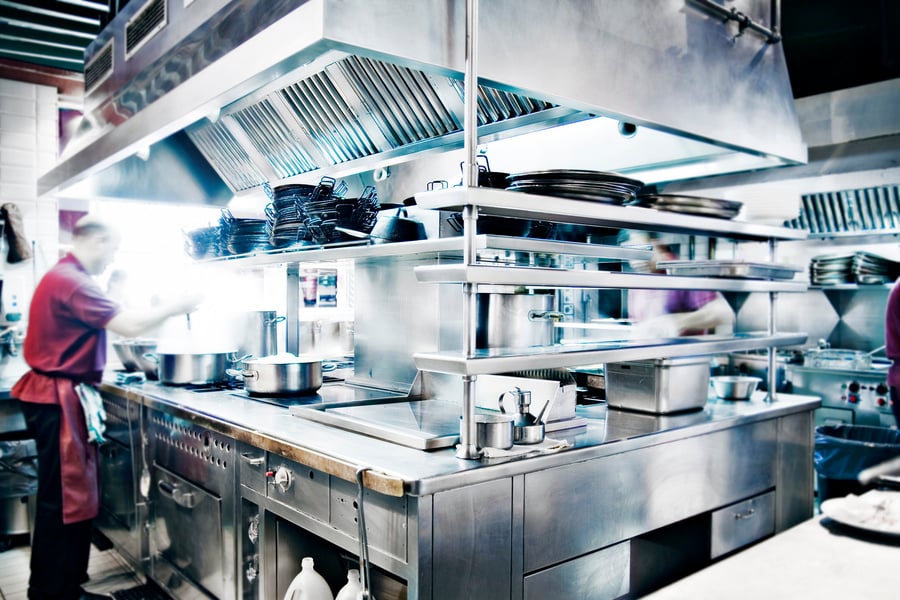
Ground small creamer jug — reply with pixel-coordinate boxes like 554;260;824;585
283;557;334;600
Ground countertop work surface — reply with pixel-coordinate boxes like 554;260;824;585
104;378;820;496
645;515;900;599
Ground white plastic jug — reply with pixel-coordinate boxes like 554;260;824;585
335;569;363;600
283;557;334;600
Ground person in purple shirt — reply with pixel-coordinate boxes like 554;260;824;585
627;237;734;338
885;281;900;427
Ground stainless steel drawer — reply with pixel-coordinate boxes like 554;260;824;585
266;455;330;522
710;491;775;559
524;541;630;600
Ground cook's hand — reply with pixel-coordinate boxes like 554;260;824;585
167;291;204;316
631;314;682;339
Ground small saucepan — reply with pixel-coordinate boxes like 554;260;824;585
227;354;327;396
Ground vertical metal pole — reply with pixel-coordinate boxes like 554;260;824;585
457;0;481;460
767;239;777;402
286;263;300;355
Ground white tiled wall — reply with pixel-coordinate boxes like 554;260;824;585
0;78;60;317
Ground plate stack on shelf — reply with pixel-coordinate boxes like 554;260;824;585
810;252;900;285
629;194;743;219
505;169;644;204
267;183;314;248
219;210;272;256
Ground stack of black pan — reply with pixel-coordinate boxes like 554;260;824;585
629;194;743;219
183;225;219;260
268;184;314;248
219;210;271;256
505;169;644;204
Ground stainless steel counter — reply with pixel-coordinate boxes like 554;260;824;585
104;376;820;496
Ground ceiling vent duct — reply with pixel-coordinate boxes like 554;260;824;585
39;0;805;204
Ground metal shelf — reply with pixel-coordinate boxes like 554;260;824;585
197;235;652;267
414;188;810;242
413;333;808;376
415;264;809;292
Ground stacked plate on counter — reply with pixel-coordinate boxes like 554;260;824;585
630;194;743;219
811;251;900;285
505;169;644;204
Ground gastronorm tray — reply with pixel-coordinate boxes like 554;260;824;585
657;260;803;280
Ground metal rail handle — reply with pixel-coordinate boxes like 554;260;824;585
157;480;197;509
733;508;756;520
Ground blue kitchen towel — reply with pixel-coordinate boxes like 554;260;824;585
76;383;107;444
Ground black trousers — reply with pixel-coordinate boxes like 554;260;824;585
20;401;93;600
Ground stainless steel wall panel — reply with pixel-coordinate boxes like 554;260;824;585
522;420;777;572
432;479;513;600
523;541;630;600
775;412;815;531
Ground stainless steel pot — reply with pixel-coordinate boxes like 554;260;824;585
475;414;514;449
476;288;562;349
113;341;140;371
148;351;237;385
238;311;284;358
230;355;323;396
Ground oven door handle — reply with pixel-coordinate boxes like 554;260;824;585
157;480;197;509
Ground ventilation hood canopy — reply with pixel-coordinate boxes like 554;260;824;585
38;0;806;204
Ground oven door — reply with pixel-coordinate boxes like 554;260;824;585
96;438;139;562
150;465;225;599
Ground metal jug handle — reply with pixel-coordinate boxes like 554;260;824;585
498;390;509;414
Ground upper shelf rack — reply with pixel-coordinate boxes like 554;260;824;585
414;188;810;242
413;332;808;376
414;264;809;292
197;234;653;267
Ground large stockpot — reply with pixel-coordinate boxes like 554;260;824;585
148;351;237;385
230;354;323;396
238;310;284;358
476;288;563;349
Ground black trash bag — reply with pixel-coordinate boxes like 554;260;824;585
814;425;900;481
0;203;32;264
0;439;38;498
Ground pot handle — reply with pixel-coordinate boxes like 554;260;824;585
233;353;253;363
265;316;287;325
528;310;566;323
242;370;259;380
142;353;158;364
225;368;244;379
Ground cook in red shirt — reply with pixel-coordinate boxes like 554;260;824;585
13;216;199;600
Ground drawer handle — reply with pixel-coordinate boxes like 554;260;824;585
157;480;197;509
733;508;756;520
240;453;265;466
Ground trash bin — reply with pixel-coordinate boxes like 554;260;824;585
0;438;38;539
814;425;900;501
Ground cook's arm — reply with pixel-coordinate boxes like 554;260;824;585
671;294;735;335
106;295;200;338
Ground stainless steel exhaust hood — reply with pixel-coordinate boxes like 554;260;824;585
38;0;806;203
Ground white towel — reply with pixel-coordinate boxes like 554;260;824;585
76;383;107;444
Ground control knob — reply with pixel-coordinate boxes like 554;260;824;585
877;383;889;396
266;466;293;492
